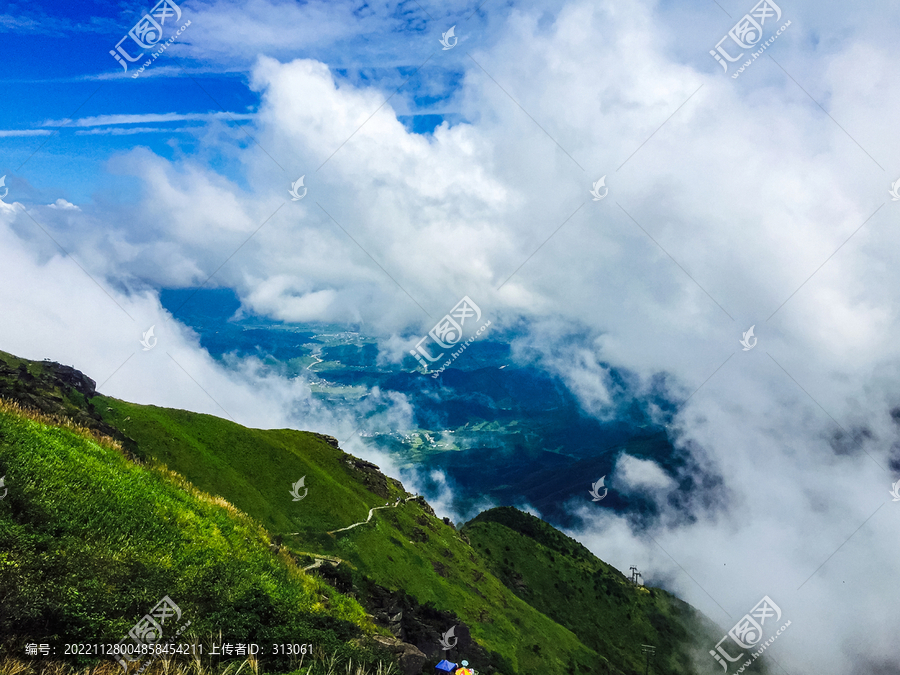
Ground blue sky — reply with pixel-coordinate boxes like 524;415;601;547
0;0;498;202
0;0;791;203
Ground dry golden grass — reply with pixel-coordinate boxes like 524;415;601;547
0;397;122;452
0;396;285;565
0;653;397;675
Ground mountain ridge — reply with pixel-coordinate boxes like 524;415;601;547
0;349;732;675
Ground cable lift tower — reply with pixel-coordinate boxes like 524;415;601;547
641;645;656;675
629;565;643;586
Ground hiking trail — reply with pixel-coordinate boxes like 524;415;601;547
327;496;417;535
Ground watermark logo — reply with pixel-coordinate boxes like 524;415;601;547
589;176;608;201
440;26;458;50
589;476;608;501
110;0;191;78
710;0;790;79
889;179;900;201
0;175;8;200
410;296;491;378
0;475;7;500
439;625;458;650
890;479;900;502
113;595;191;672
140;325;157;351
710;596;790;673
289;176;307;201
290;476;308;501
740;325;757;351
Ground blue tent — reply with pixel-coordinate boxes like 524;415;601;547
436;660;457;673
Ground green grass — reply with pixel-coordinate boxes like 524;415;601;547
86;398;602;675
93;397;403;544
0;350;728;675
0;402;381;668
463;508;733;675
324;501;601;675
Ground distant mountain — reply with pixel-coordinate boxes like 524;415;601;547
463;507;742;675
0;349;737;675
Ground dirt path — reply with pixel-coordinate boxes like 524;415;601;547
327;496;417;535
279;497;419;573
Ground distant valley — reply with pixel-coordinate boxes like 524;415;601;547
162;288;704;528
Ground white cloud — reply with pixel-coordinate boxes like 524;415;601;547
41;112;255;127
74;126;199;136
47;199;80;210
0;129;53;137
614;454;676;494
172;0;441;68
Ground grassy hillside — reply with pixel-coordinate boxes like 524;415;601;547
0;352;603;674
95;397;403;543
314;497;600;674
0;398;380;670
463;508;742;675
82;399;601;675
0;350;727;675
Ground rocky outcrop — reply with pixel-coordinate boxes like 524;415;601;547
344;580;492;668
509;570;529;593
309;431;413;509
370;636;426;675
310;432;340;448
343;456;393;498
0;356;125;443
45;362;97;397
413;495;437;518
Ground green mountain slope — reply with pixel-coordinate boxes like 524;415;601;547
0;350;730;675
0;351;601;674
86;405;599;674
462;508;746;675
0;398;378;668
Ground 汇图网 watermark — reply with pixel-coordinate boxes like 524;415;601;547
290;476;308;501
289;176;307;201
112;595;191;672
439;625;458;650
709;0;791;80
439;26;458;50
109;0;191;78
589;476;608;501
709;596;790;672
740;326;757;351
410;297;491;378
